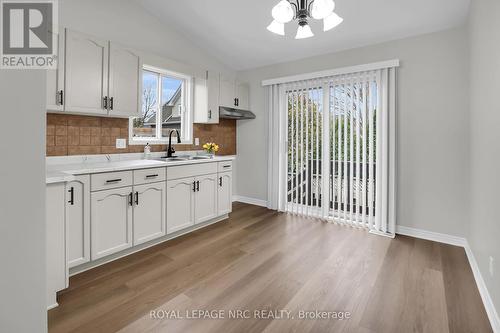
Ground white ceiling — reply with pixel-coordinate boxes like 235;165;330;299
136;0;470;71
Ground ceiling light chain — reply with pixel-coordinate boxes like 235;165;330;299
267;0;343;39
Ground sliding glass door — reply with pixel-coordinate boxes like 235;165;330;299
285;72;379;228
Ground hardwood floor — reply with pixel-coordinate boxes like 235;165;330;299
48;203;492;333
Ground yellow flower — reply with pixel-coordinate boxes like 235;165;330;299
214;145;219;152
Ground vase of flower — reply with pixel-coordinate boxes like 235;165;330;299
202;142;219;158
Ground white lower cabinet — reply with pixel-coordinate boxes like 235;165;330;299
167;177;195;234
218;171;233;215
46;183;68;308
194;174;218;224
133;182;166;245
66;175;91;268
91;186;133;260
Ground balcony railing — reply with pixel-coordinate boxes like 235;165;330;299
287;159;376;216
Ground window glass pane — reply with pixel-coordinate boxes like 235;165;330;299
160;76;183;138
133;71;159;138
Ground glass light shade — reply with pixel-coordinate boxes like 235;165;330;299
271;0;294;23
267;20;285;36
311;0;335;20
295;24;314;39
323;12;343;31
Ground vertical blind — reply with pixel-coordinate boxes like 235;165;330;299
274;67;396;236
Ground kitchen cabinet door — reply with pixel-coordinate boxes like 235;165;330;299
194;174;218;224
66;175;90;268
194;71;220;124
167;177;195;234
91;187;133;260
236;82;249;110
217;172;232;216
46;183;67;308
64;29;108;115
108;42;141;117
219;74;236;108
133;182;166;245
46;30;65;111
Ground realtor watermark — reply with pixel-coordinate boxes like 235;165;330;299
1;0;58;69
150;309;352;321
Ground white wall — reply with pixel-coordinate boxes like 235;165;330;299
59;0;233;76
237;27;470;236
0;72;47;332
468;0;500;316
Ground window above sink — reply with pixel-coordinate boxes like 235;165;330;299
129;65;193;145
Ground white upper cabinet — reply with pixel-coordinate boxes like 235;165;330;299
194;70;220;124
46;30;64;111
235;82;249;110
219;74;237;108
219;75;250;109
217;171;232;216
194;174;218;224
167;177;195;234
91;187;133;260
64;29;109;115
66;175;91;268
47;28;142;118
133;182;166;245
108;42;141;118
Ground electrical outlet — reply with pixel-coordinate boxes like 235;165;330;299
195;137;200;146
489;256;495;277
116;138;127;149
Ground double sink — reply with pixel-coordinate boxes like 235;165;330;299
156;155;213;162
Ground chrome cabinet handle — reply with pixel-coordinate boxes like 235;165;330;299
146;174;158;179
135;191;139;205
106;178;122;183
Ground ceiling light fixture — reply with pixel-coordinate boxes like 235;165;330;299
267;0;343;39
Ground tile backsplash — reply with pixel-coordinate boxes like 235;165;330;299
46;114;236;156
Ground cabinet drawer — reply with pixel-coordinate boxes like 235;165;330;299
167;162;218;180
218;161;232;172
134;167;166;185
91;171;133;191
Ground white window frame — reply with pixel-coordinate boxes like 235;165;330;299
129;65;193;145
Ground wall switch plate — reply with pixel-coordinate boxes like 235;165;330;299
116;138;127;149
489;256;495;277
195;138;200;146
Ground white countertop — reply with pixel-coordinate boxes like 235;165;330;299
46;155;236;184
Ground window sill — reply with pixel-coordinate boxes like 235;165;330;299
129;139;193;146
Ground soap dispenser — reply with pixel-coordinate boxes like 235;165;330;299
144;143;151;159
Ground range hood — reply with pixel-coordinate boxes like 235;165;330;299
219;106;256;120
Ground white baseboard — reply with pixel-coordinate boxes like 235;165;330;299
464;241;500;333
396;225;499;332
232;195;267;208
396;225;467;247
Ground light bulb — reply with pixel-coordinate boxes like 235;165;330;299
271;0;294;23
295;24;314;39
267;20;285;36
311;0;335;20
323;12;343;31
